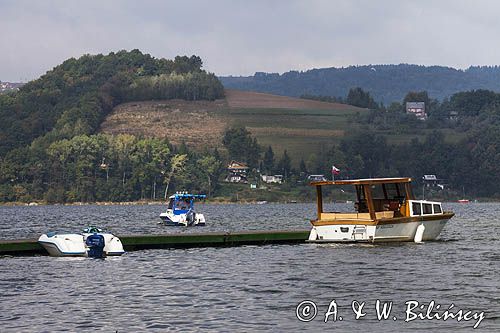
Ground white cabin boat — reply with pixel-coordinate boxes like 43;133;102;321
38;226;125;257
160;193;206;226
308;178;454;243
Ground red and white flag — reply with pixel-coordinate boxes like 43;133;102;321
332;165;340;175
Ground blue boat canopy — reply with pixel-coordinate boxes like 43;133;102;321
172;193;207;200
168;193;206;215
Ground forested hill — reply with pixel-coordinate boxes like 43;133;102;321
220;64;500;103
0;50;228;203
0;50;224;156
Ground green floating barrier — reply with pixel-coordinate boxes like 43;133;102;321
0;229;310;256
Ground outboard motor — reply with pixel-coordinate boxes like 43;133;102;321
186;209;196;226
85;233;105;258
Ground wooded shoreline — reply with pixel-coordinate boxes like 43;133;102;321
0;198;494;207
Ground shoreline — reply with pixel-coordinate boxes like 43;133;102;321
0;199;308;207
0;199;496;207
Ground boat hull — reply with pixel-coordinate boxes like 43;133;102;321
38;240;87;256
162;220;206;227
38;233;125;257
374;218;449;242
308;217;451;243
160;211;206;227
38;233;87;256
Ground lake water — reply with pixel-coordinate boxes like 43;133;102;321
0;202;499;332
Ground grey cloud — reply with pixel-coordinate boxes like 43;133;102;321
1;0;500;82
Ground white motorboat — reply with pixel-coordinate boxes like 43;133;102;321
160;193;206;226
38;226;125;257
308;178;454;243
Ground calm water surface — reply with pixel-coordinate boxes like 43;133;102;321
0;202;499;332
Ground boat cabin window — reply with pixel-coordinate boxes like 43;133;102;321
168;199;174;209
412;202;421;215
370;183;405;201
423;203;433;215
385;183;405;202
359;183;407;215
355;185;369;213
433;204;442;214
320;187;358;213
370;184;386;199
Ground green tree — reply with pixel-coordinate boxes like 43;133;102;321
299;158;307;174
222;126;261;168
276;150;292;179
387;102;403;113
262;146;275;174
197;155;222;197
346;87;378;109
164;154;188;199
448;89;498;117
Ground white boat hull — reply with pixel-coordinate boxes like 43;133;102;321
308;218;450;243
38;232;125;257
160;210;206;226
39;234;87;256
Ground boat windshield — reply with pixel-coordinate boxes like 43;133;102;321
168;198;192;210
167;194;206;213
355;183;408;216
174;198;192;211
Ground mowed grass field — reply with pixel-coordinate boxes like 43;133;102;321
225;107;358;158
100;89;466;163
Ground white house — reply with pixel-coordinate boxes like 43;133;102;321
225;161;249;183
406;101;427;120
307;175;327;182
261;174;283;184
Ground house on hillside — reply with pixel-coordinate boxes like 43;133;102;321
261;174;283;184
422;174;445;189
449;111;459;121
225;161;249;183
307;175;327;182
406;102;427;120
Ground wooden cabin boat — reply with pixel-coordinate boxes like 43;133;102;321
308;178;454;243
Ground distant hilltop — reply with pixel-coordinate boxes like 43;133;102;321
220;64;500;103
0;81;24;93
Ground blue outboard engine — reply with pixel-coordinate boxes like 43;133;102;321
85;233;105;258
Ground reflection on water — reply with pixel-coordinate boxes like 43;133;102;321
0;203;499;332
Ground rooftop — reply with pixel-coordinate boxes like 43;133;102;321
406;102;425;108
310;177;412;186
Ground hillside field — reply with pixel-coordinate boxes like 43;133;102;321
100;89;464;163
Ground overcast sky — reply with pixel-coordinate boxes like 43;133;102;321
1;0;500;82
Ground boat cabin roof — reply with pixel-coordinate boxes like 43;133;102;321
168;193;207;200
310;177;412;186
